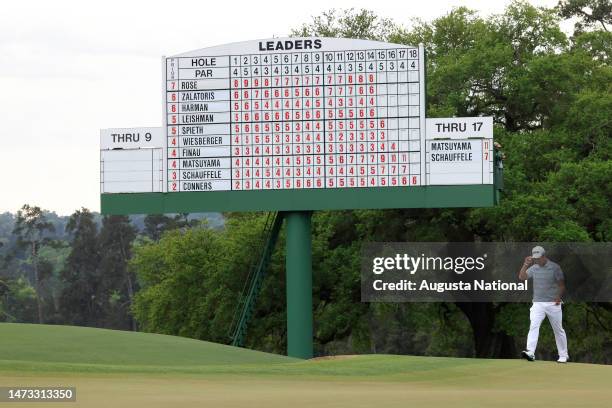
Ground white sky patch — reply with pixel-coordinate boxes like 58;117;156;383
0;0;563;215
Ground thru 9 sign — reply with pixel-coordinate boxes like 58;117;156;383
164;38;425;193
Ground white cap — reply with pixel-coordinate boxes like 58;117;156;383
532;246;546;259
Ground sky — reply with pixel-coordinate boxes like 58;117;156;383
0;0;562;215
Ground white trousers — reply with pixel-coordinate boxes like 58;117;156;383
526;302;568;359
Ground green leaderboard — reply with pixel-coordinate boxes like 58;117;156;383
100;37;501;359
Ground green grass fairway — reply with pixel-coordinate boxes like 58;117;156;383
1;324;611;407
0;323;293;369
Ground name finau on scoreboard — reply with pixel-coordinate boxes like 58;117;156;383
258;39;323;51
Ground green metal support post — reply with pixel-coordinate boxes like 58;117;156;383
284;211;313;359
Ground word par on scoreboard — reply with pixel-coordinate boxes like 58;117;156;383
164;38;426;193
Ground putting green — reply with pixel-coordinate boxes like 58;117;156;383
1;324;610;407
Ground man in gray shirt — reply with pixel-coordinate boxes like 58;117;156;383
518;246;568;363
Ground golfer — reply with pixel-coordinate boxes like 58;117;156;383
518;246;569;363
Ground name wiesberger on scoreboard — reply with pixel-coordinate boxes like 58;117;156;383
164;38;425;193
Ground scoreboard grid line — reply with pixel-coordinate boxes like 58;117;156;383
322;56;327;189
228;55;233;190
170;49;420;64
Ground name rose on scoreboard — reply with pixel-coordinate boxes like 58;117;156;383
164;38;425;193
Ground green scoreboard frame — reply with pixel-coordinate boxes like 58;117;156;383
101;184;497;214
101;38;501;215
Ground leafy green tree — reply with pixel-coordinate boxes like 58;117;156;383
291;8;398;40
2;278;37;322
12;204;55;323
558;0;611;33
143;213;200;241
399;4;574;131
131;223;235;341
144;214;179;241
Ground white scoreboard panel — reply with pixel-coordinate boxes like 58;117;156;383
163;38;426;193
100;127;164;194
425;117;494;185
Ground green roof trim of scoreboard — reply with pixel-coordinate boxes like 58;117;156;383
100;185;495;215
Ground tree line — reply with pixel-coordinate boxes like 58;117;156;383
0;208;212;328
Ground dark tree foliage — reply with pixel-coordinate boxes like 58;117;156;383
557;0;611;33
12;205;55;323
58;210;140;330
97;215;138;330
59;208;101;326
143;213;200;241
291;8;398;40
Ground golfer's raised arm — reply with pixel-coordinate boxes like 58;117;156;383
519;256;532;281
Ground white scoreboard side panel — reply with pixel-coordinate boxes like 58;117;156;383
424;117;494;185
101;149;163;193
163;38;426;193
100;127;164;194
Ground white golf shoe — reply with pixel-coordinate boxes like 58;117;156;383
521;351;535;361
557;357;568;363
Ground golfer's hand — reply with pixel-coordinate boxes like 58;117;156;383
524;256;533;267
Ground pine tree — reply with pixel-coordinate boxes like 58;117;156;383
59;208;100;326
12;204;55;323
98;215;137;330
